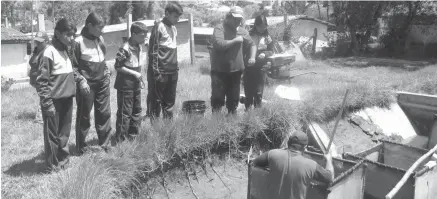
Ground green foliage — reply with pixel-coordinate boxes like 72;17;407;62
1;76;15;92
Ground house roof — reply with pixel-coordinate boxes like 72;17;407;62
245;15;335;28
1;27;32;43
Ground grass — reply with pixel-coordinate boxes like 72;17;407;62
2;57;436;198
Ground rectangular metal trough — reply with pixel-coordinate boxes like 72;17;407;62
248;151;367;199
344;140;437;199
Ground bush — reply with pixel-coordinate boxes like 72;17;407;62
1;76;15;92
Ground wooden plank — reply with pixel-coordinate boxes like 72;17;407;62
327;167;365;199
188;13;195;64
428;119;437;148
364;163;414;199
383;142;427;170
306;122;340;158
386;144;437;199
415;163;437;199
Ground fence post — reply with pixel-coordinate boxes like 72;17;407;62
189;13;195;65
37;14;45;32
127;14;132;38
284;14;288;29
312;28;318;55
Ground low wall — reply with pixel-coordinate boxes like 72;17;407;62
102;20;191;62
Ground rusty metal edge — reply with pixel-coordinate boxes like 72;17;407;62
344;153;410;173
380;139;429;154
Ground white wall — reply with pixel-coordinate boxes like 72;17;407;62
1;43;29;79
1;43;27;67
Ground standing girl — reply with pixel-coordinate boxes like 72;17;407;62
72;12;112;154
243;15;274;110
36;18;76;170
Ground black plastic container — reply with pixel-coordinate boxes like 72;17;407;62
182;100;206;116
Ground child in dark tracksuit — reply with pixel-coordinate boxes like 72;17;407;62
72;12;112;153
244;15;274;110
36;18;76;170
147;2;183;120
29;32;50;124
114;22;148;142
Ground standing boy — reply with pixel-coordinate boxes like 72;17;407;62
147;2;183;120
114;22;148;142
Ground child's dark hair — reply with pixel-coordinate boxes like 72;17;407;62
165;1;183;15
131;22;148;35
55;18;75;34
81;12;105;35
250;15;269;36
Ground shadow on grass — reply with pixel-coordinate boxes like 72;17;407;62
328;57;434;71
15;111;35;121
4;152;49;177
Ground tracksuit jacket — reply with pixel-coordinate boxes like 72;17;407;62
114;39;144;141
36;39;76;168
147;18;179;119
72;31;112;152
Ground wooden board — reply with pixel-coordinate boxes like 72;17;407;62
415;163;437;199
397;92;437;137
364;163;415;199
428;120;437;149
383;142;427;171
327;167;365;199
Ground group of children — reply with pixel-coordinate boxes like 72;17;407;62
29;2;184;170
29;2;275;171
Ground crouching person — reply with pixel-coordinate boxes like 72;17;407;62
114;22;148;142
35;18;76;170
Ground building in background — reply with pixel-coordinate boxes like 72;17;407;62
1;27;32;79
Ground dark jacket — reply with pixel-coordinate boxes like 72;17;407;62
148;18;178;75
247;30;274;68
36;39;76;111
29;45;48;87
210;23;255;73
72;29;108;85
114;40;143;90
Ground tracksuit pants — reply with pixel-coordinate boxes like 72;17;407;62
75;77;112;153
147;72;178;119
243;67;265;109
116;89;142;142
43;97;73;169
210;71;242;114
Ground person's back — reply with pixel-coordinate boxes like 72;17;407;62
267;149;331;199
253;131;334;199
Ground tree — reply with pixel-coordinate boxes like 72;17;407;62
330;1;389;54
1;1;17;27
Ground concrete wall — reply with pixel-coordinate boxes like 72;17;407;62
1;43;27;67
102;20;191;63
288;19;329;41
1;43;29;79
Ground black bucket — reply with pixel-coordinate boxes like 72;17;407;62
182;100;206;116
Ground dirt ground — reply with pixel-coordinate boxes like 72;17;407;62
146;159;248;199
143;119;376;199
318;119;376;154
